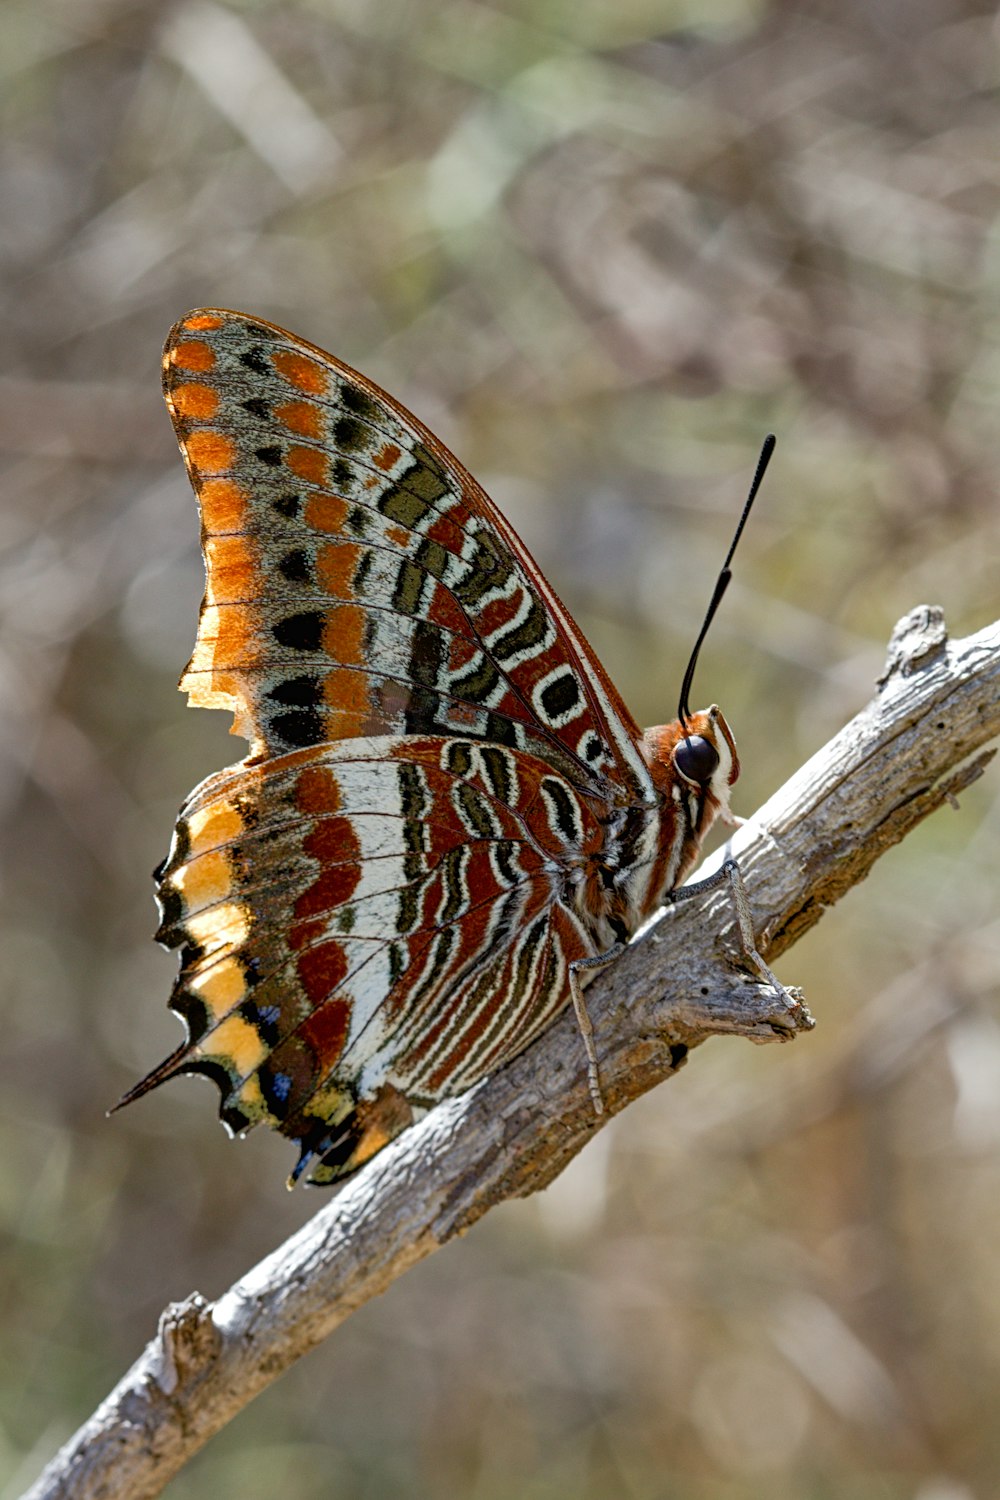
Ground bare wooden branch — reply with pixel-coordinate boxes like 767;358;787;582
24;607;999;1500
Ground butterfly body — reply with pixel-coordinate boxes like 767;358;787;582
122;310;743;1185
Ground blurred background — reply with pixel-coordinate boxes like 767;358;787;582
2;1;999;1496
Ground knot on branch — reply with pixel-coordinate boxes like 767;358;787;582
153;1293;221;1396
878;605;948;685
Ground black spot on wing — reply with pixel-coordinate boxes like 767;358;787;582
273;612;325;651
539;672;581;721
333;415;367;451
278;549;311;583
240;346;270;376
266;674;323;706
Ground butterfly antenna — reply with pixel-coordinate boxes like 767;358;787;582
677;434;776;727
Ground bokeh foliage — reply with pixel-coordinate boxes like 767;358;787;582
1;1;998;1496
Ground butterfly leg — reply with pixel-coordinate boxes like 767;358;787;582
720;858;787;1001
569;944;626;1117
670;857;785;1003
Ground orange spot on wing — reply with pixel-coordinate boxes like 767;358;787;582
204;534;256;602
426;584;472;638
391;737;436;764
426;512;468;550
448;636;476;670
171;382;219;420
272;350;328;396
213;600;256;664
198;478;248;532
187;801;245;853
303;815;361;867
349;1109;402;1165
315;540;362;599
275;400;323;439
296;943;349;1007
294;860;361;920
289;916;326;952
172;340;216;372
299;996;350;1065
203;1012;266;1074
304;493;349;532
477;593;520;638
190;960;247;1020
385;525;409;548
295;766;342;815
286;445;328;486
176;849;232;907
323;667;370;723
184;591;258;709
372;441;402;472
322;603;366;664
186;430;236;473
182;313;224;332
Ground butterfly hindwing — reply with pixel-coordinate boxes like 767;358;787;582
137;736;599;1184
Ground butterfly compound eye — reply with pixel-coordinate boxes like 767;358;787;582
673;735;720;785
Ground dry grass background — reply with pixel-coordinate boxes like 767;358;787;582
2;1;999;1497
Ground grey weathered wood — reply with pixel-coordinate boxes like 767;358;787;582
23;608;999;1500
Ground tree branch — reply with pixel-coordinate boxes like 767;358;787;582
24;607;999;1500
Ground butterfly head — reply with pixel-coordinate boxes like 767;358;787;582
643;706;740;823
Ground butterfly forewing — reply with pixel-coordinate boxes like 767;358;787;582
163;310;652;799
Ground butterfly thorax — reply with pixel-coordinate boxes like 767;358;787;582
572;704;740;949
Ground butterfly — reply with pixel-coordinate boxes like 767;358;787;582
116;309;777;1187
